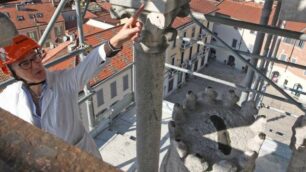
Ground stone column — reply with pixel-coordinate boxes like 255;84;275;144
109;1;190;171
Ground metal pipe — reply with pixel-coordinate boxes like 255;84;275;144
239;0;273;103
45;48;87;68
82;0;90;19
204;44;306;70
75;0;85;51
78;91;95;104
253;1;282;101
165;63;301;105
38;0;69;46
204;14;306;41
256;21;285;105
176;36;306;70
75;0;95;131
190;12;306;113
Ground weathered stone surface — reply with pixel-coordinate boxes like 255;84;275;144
288;115;306;172
0;108;121;172
160;88;265;172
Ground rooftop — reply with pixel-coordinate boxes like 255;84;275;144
216;0;275;24
0;2;64;30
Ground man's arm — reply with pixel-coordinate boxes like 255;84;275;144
65;4;144;91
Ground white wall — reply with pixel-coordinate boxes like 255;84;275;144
163;20;211;97
212;23;257;71
79;66;133;130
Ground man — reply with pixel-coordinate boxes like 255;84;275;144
0;5;144;159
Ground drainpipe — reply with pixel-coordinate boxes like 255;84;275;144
109;1;189;171
238;0;274;105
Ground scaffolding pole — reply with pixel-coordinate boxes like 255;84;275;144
82;0;90;19
75;0;95;131
239;0;273;103
203;44;306;71
165;63;302;105
253;1;282;102
38;0;69;46
204;14;306;41
190;12;306;113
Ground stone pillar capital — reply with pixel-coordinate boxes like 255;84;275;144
109;0;190;53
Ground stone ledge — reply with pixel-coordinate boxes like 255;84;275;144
0;108;121;172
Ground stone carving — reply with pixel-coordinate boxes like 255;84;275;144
161;87;266;172
287;115;306;172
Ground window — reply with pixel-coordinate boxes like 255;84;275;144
35;13;43;18
201;56;205;66
189;47;193;60
172;39;176;48
110;81;117;98
29;14;35;19
96;89;104;106
304;70;306;76
283;79;288;86
283;38;295;45
197;44;200;53
280;54;287;61
290;58;297;64
182;31;187;45
171;55;175;65
17;15;24;21
232;39;237;48
168;79;174;92
180;52;184;64
191;27;195;37
27;31;38;41
177;72;183;84
298;41;304;48
123;75;129;91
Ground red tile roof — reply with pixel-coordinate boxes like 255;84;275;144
216;0;274;24
43;41;71;63
97;1;111;11
285;21;306;33
172;17;193;29
190;0;219;14
44;25;133;86
94;12;120;25
84;10;98;19
0;2;64;30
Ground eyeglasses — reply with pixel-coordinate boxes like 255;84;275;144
18;52;44;70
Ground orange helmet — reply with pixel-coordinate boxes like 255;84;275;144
0;35;40;75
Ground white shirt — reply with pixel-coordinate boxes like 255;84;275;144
0;44;109;159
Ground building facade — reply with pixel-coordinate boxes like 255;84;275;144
270;21;306;103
